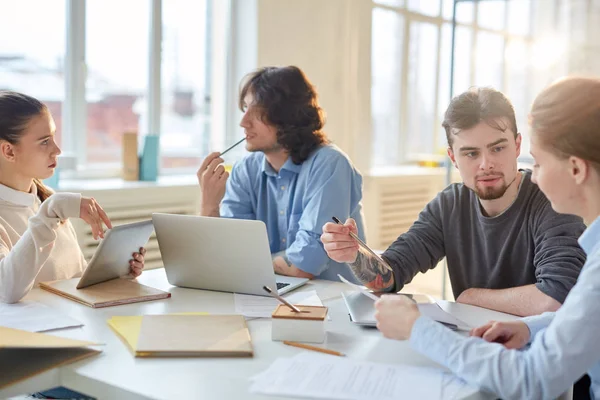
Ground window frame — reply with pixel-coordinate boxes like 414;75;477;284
371;0;536;167
60;0;222;179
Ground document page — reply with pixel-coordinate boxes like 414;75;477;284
249;353;478;399
0;300;83;332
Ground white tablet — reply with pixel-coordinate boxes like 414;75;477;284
76;220;154;289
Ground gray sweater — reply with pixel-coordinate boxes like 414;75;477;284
382;170;586;303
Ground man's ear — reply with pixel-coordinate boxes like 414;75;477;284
0;141;16;162
515;133;522;157
570;156;589;185
447;147;458;168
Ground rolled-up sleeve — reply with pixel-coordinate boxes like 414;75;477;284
285;156;359;275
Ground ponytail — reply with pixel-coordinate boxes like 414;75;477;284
33;179;53;203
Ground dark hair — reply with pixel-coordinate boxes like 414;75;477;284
530;77;600;172
0;91;53;202
442;87;518;147
238;66;329;164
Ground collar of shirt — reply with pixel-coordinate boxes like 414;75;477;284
0;182;37;207
261;155;302;177
579;215;600;256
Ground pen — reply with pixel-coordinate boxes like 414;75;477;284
331;216;393;272
283;341;345;357
262;285;302;313
220;137;246;156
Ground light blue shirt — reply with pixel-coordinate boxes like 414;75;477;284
221;144;364;282
410;216;600;400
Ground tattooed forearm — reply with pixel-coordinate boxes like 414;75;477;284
349;250;395;292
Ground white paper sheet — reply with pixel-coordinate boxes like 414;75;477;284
249;352;479;400
234;290;324;318
0;300;83;332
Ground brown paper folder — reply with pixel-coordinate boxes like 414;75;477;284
40;277;171;308
0;327;101;389
134;315;253;357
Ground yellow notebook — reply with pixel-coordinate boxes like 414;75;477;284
108;314;253;357
0;327;101;389
40;277;171;308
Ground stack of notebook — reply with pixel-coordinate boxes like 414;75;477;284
40;277;170;308
108;314;254;357
0;327;101;389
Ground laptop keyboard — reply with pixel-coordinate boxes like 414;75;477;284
276;282;290;290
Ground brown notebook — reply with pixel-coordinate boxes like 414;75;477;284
40;277;171;308
134;315;253;357
0;327;101;389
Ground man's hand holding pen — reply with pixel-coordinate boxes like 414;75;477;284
197;152;228;216
321;218;360;263
321;218;395;292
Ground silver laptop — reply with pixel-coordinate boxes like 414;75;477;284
152;213;308;295
342;291;468;331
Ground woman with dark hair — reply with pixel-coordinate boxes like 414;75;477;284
374;77;600;400
197;66;365;282
0;91;146;303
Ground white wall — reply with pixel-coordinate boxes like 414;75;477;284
230;0;373;172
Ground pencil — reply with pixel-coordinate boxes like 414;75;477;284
283;341;345;357
331;216;393;272
220;137;246;156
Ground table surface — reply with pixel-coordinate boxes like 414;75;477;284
1;269;521;400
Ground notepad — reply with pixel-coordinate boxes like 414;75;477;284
108;314;253;357
40;277;171;308
0;327;101;389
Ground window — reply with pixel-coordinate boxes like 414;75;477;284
406;22;439;157
160;0;211;172
370;0;544;167
474;31;504;89
371;8;404;166
85;0;149;170
0;0;66;146
0;0;229;179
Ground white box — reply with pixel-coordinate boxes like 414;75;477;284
271;305;327;344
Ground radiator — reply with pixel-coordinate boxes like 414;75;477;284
66;184;200;270
362;171;446;249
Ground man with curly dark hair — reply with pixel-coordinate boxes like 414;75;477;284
196;66;364;281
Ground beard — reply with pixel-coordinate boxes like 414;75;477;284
247;141;282;154
474;182;509;200
473;174;509;200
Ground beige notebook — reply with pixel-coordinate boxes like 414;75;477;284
0;327;101;389
40;277;171;308
135;315;253;357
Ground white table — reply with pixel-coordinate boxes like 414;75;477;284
1;269;521;400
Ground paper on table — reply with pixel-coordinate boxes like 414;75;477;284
249;352;479;400
234;290;324;318
337;274;379;301
0;300;83;332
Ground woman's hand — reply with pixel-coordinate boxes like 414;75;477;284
470;320;531;349
374;294;421;340
79;197;112;240
129;247;146;278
